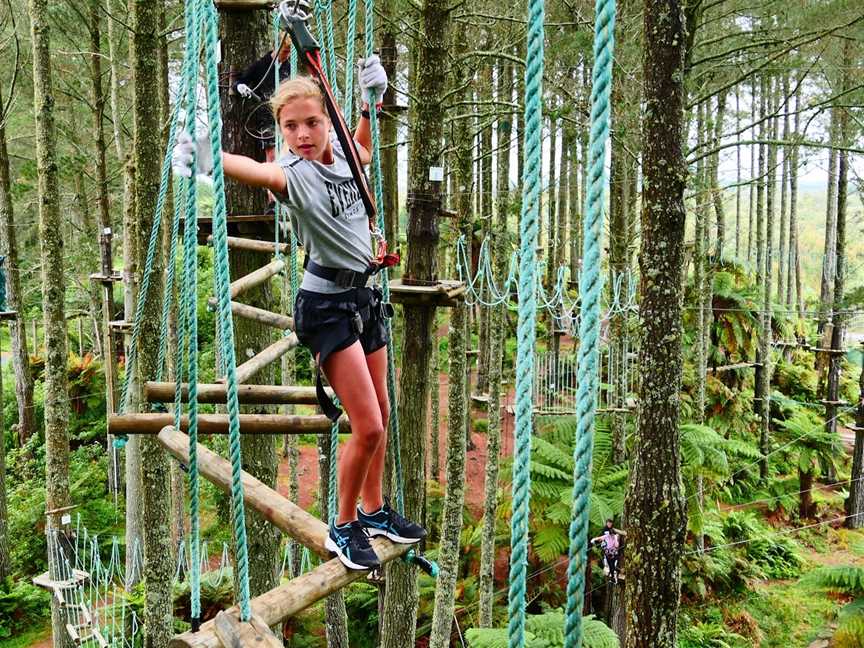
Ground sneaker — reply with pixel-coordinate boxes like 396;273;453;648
358;499;427;544
325;520;380;571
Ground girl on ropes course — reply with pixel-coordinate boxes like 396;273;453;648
171;14;425;573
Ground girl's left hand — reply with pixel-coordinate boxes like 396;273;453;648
357;55;388;106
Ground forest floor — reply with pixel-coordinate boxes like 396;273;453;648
276;369;517;516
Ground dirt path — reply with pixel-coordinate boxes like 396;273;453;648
277;370;517;517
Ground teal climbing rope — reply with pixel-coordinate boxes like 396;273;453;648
363;0;404;514
508;0;544;646
564;0;616;643
202;0;253;621
343;0;359;123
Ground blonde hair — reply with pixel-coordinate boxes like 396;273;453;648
270;76;326;122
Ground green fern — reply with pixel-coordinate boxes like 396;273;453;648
466;611;618;648
805;566;864;596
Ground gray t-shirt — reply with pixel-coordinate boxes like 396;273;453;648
276;136;374;293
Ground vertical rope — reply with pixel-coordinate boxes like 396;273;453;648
507;0;544;645
363;0;403;514
323;0;340;104
328;397;340;525
343;0;359;123
202;0;252;622
564;0;616;642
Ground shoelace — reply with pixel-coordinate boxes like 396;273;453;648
347;521;373;550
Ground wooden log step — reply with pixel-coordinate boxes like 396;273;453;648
108;320;133;333
229;259;284;300
32;569;90;592
209;235;288;255
156;426;329;555
208;298;293;330
145;382;327;405
707;362;758;373
214;0;273;8
109;413;349;436
0;311;17;321
388;278;466;308
213;611;283;648
231;333;299;384
167;531;411;648
812;347;849;355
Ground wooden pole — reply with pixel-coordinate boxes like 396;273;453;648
145;382;327;405
208;235;289;256
109;413;349;435
166;515;411;648
229;259;284;300
231;333;299;384
208;298;294;330
156;425;330;554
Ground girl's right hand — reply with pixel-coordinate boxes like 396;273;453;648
172;131;214;178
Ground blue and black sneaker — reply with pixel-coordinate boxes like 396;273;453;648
325;520;380;571
358;499;427;544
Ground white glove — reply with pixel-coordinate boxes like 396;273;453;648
236;83;254;99
357;55;387;106
172;131;214;178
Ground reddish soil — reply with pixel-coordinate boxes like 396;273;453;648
276;370;516;517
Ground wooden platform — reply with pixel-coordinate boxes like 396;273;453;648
189;214;276;244
707;362;758;373
145;382;328;405
109;413;348;436
33;569;90;592
88;271;123;285
0;311;17;321
388;279;466;307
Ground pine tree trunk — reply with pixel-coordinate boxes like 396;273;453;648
131;0;173;644
381;1;451;643
428;303;467;648
28;1;73;645
0;317;6;580
694;102;709;553
825;68;849;465
846;347;864;528
429;337;440;483
476;57;494;397
624;0;688;644
545;108;558;287
106;0;126;159
776;73;789;301
747;76;757;266
735;87;741;261
479;82;512;624
799;467;815;520
0;79;35;448
710;92;726;258
786;85;800;310
219;10;283;610
758;77;777;481
317;435;349;647
818;112;838;333
379;0;400;245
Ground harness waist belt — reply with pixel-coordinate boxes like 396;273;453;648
304;258;375;288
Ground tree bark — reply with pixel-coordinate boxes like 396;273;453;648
428;303;468;648
710;92;726;258
758;76;777;481
545;105;558;287
317;434;349;647
624;0;689;645
846;346;864;528
777;72;789;301
818;112;838;333
219;8;283;614
478;63;513;627
0;79;35;449
379;0;400;245
381;2;451;641
131;0;173;645
28;1;73;645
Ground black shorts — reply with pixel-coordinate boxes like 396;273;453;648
293;286;390;361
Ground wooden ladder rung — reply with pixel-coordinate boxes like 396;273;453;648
167;535;411;648
156;426;330;555
209;235;288;255
213;611;283;648
229;259;285;300
230;333;299;384
208;298;293;330
109;412;348;436
145;382;326;405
